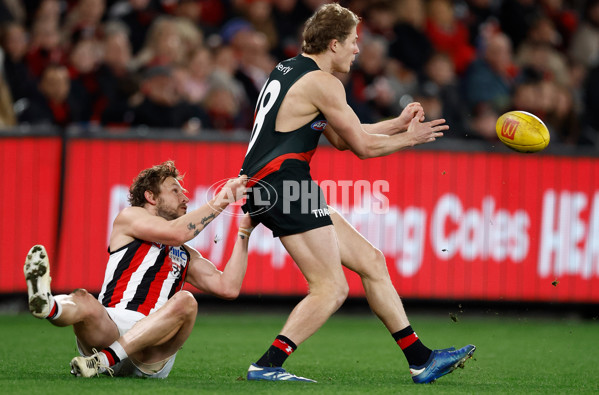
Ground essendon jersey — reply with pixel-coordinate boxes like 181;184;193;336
98;239;190;316
240;54;327;186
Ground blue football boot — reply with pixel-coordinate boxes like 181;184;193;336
410;344;476;384
247;363;316;382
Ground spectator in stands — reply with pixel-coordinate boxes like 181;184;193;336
108;0;158;55
240;0;279;52
346;35;397;123
62;0;106;43
569;0;599;68
420;52;468;138
175;46;214;105
514;16;570;86
67;37;103;122
19;63;86;127
1;22;37;102
389;0;434;74
583;63;599;138
424;0;476;74
97;22;140;128
132;16;186;70
498;0;541;51
203;71;249;131
26;18;66;78
543;81;581;145
131;65;209;134
463;0;499;48
0;0;25;24
463;31;516;114
361;1;398;40
0;64;16;128
271;0;312;59
223;20;275;112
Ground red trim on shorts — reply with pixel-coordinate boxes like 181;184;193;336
246;149;316;188
272;339;294;356
397;332;419;349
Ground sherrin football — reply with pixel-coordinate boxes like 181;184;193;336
495;111;550;153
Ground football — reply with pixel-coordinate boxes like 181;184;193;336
495;111;550;153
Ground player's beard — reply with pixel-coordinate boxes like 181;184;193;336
156;198;182;220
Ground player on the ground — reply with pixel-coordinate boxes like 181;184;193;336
240;3;475;384
24;161;253;378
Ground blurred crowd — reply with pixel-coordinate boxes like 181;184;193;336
0;0;598;146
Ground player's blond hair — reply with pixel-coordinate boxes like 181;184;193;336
129;160;183;207
301;3;360;55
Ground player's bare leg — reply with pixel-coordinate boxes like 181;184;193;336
70;290;198;377
24;245;120;349
119;290;197;364
278;225;348;345
330;208;476;383
329;208;409;332
246;225;347;382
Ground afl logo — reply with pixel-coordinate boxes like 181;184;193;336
311;120;327;131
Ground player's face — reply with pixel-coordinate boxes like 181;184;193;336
334;26;359;73
156;177;189;220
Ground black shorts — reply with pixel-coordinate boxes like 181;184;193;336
243;163;333;237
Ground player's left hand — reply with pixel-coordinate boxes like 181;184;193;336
396;102;425;132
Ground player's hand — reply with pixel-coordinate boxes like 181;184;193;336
396;102;425;132
215;175;248;206
406;116;449;146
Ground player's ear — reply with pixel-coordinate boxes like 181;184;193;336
144;190;157;205
330;39;338;52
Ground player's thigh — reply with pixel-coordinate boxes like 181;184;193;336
330;208;388;278
280;225;346;287
68;289;120;352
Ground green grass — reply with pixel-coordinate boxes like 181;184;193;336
0;309;597;394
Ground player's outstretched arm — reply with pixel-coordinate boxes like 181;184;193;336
113;176;248;247
184;214;254;299
312;73;448;158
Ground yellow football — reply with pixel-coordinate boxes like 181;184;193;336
495;111;550;153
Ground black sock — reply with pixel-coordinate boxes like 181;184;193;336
255;335;297;367
392;326;432;367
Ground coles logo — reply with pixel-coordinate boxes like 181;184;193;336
311;120;327;131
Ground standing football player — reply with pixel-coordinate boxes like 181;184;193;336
240;3;475;384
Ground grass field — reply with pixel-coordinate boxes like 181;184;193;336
1;307;597;394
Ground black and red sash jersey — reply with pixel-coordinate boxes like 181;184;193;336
240;54;327;186
98;239;190;316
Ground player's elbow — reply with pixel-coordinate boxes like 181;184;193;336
171;231;189;247
218;286;241;300
352;146;374;160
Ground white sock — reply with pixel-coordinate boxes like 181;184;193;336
46;296;63;320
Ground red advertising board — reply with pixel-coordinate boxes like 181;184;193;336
0;136;62;292
51;139;599;303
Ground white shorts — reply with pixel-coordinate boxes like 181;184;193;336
77;307;177;378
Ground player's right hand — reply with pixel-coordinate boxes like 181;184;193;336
216;175;248;205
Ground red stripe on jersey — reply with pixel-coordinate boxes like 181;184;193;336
136;250;173;316
108;242;152;308
272;339;294;356
247;149;316;188
397;332;419;350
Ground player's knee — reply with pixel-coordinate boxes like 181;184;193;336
70;288;96;304
365;247;390;279
170;291;197;319
329;278;349;308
